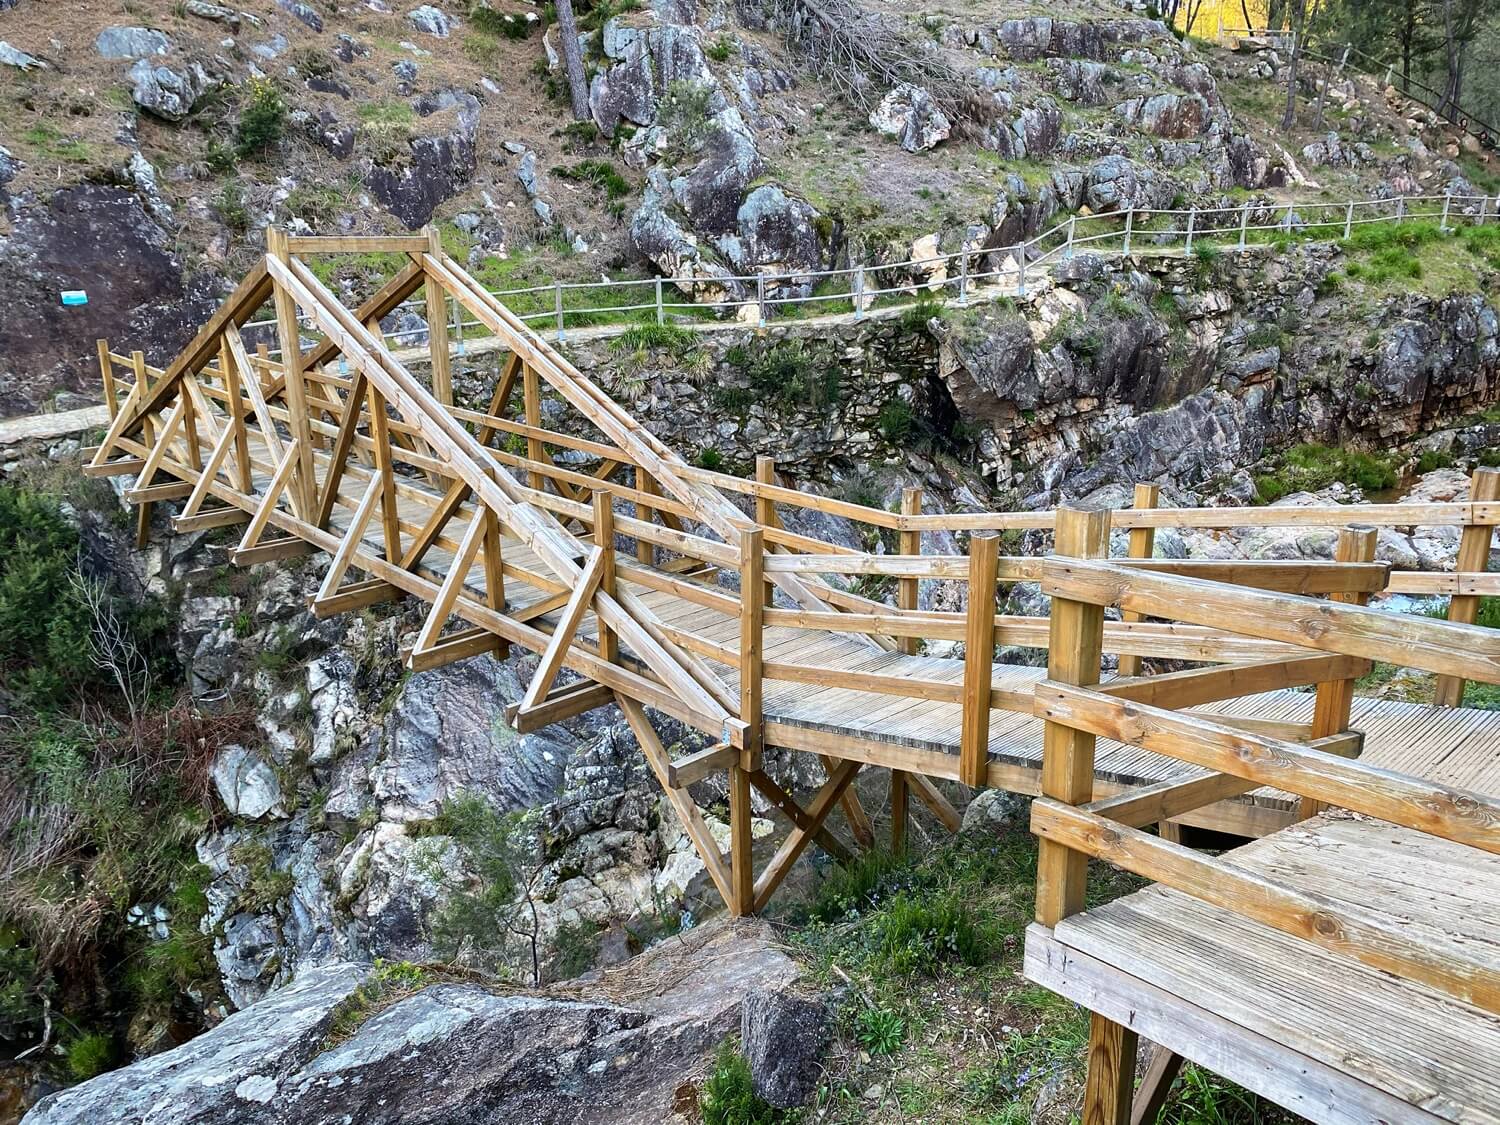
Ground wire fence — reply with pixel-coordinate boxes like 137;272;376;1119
248;191;1498;357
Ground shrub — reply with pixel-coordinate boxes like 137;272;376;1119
63;1032;115;1082
715;341;841;413
700;1041;781;1125
0;487;93;706
1254;443;1397;503
552;158;631;201
236;78;285;157
870;889;994;975
1416;449;1455;474
610;322;694;355
658;79;716;160
469;3;535;39
706;35;734;62
696;446;725;472
877;399;915;445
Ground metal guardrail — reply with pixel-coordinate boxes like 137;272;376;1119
251;192;1498;354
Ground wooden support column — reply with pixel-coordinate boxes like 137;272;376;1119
960;532;1000;787
266;227;316;518
897;486;923;656
890;768;909;853
130;349;156;542
1434;468;1500;707
755;457;778;605
423;225;453;406
1084;1012;1139;1125
594;491;618;665
1035;507;1110;926
731;525;765;916
1303;523;1378;820
635;467;656;565
523;362;545;490
96;340;118;419
1117;482;1159;679
482;508;509;661
1035;508;1121;1124
365;316;403;560
220;336;253;492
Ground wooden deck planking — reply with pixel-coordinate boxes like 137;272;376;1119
1040;815;1500;1122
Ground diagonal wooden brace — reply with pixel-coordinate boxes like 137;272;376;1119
515;545;606;720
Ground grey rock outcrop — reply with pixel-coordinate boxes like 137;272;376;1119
741;990;831;1108
25;921;801;1125
127;58;211;121
0;41;45;70
869;83;952;152
407;5;453;38
96;26;170;59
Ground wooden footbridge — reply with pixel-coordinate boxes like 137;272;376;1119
83;232;1500;1122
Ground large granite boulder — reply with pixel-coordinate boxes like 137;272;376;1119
24;921;801;1125
869;83;952;152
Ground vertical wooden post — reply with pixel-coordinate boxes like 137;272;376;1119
423;225;453;407
1304;524;1379;820
1035;507;1111;927
131;351;155;448
755;456;778;606
1116;483;1159;679
266;227;315;519
523;362;545;490
635;467;656;565
890;768;909;854
220;336;253;492
732;525;765;916
182;378;203;472
482;508;509;661
960;532;1000;787
95;340;118;419
897;487;923;656
594;490;618;666
1083;1012;1139;1125
1434;468;1500;707
135;500;152;549
363;315;403;558
1037;508;1120;1124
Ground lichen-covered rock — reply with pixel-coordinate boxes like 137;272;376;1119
276;0;323;32
407;4;453;37
868;83;952;152
95;26;170;59
725;184;821;276
741;990;831;1108
0;41;45;70
127;58;211;121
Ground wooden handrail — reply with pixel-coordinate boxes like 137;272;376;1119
1042;557;1500;684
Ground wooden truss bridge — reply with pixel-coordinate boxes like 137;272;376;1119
84;232;1500;1123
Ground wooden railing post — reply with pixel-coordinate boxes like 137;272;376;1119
1435;468;1500;706
522;362;545;491
423;225;453;406
265;227;316;519
732;525;765;915
1116;483;1159;678
483;508;509;661
1036;507;1118;1123
635;467;656;565
755;457;778;606
594;490;617;665
1304;524;1379;819
1036;507;1111;926
897;487;924;656
960;532;1000;787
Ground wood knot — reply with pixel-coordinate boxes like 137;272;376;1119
1310;912;1343;938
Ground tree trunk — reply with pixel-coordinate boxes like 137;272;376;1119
1280;0;1308;130
554;0;591;122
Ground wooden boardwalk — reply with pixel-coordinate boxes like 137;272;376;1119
78;230;1500;1124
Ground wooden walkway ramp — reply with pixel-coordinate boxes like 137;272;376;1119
80;230;1500;1123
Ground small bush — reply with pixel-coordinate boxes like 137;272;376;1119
236;78;286;157
870;889;994;975
610;322;694;355
64;1032;116;1082
1254;443;1397;503
1416;449;1455;474
700;1041;781;1125
877;399;915;445
658;79;716;160
696;446;725;472
470;3;536;39
553;158;631;201
715;341;841;413
706;35;734;62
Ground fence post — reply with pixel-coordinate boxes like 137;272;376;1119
554;281;565;343
634;467;656;566
958;250;969;307
1016;246;1027;297
451;295;465;358
754;456;778;607
1482;197;1492;225
1440;191;1452;232
897;487;923;656
1283;205;1294;232
1116;483;1159;680
593;491;618;666
1123;207;1134;255
959;531;1000;788
1302;524;1379;819
655;277;664;326
1239;201;1250;250
731;524;765;915
756;274;766;329
1036;506;1110;926
1434;467;1500;707
1344;200;1354;239
1396;196;1406;223
1184;208;1196;254
853;265;865;319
